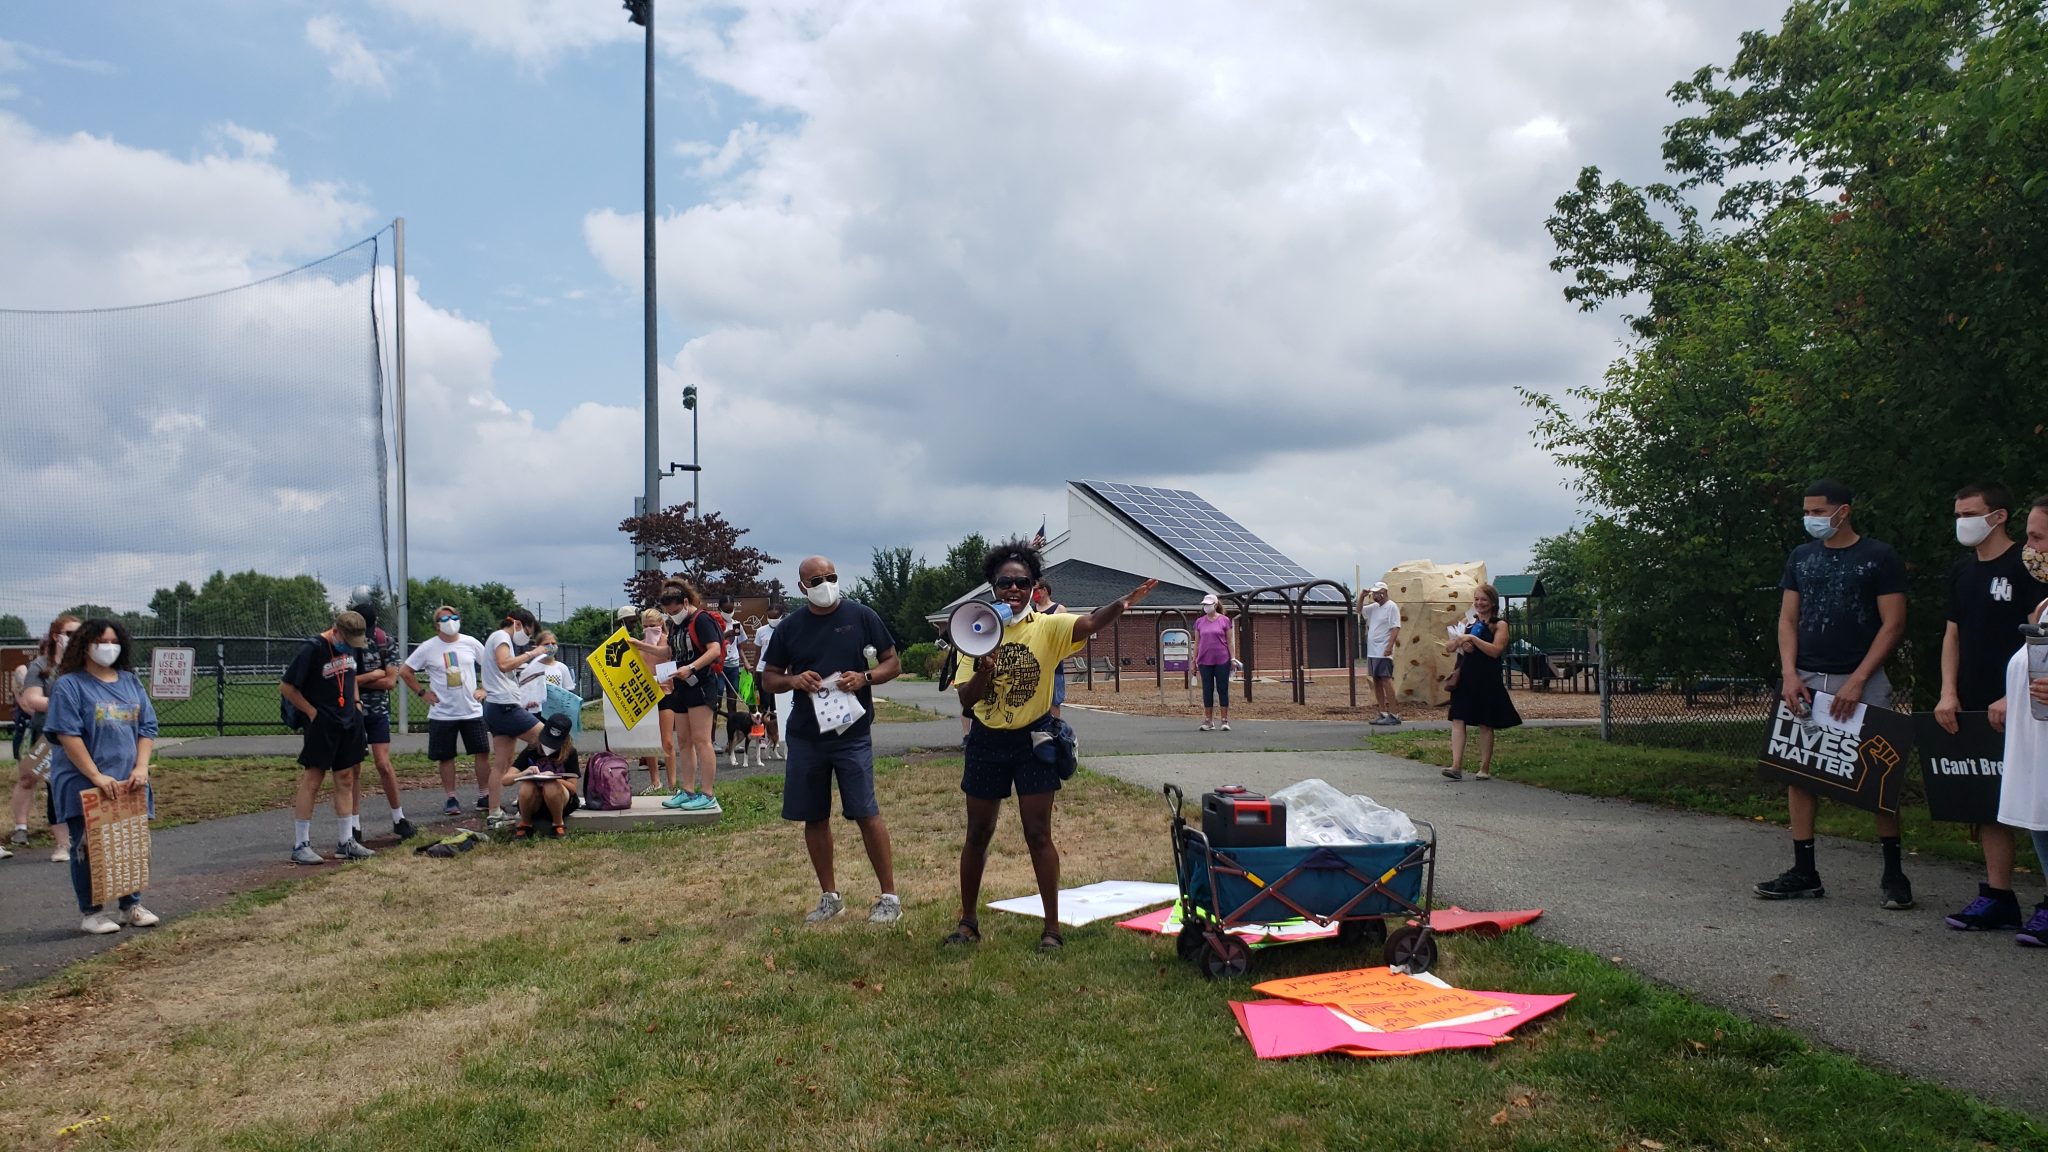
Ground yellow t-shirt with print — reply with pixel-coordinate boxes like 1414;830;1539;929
965;611;1085;730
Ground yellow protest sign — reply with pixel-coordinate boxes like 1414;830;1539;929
586;626;664;729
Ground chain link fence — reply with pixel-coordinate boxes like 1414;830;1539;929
1598;665;1775;757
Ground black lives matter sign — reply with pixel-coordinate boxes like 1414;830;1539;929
1756;694;1913;814
1911;712;2005;825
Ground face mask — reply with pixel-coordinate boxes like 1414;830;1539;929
438;619;460;637
88;643;120;668
805;580;841;609
2024;546;2048;585
1955;515;1997;548
994;601;1025;624
665;609;686;624
1203;603;1217;615
1802;513;1839;541
767;613;781;623
510;628;529;646
54;635;71;659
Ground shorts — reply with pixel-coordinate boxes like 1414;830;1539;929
1367;657;1394;680
1796;668;1894;711
1053;665;1067;707
961;719;1062;801
427;717;489;762
484;701;541;739
515;780;581;819
664;679;710;712
364;712;392;745
782;734;880;822
298;715;368;771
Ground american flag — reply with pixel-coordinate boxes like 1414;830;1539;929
1029;518;1046;549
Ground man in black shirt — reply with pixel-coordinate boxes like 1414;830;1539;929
1757;480;1911;907
1936;483;2048;931
280;610;374;866
762;555;903;927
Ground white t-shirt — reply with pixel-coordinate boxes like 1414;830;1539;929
542;659;575;693
752;621;778;672
1363;599;1403;659
481;629;528;705
405;635;487;721
1998;645;2048;832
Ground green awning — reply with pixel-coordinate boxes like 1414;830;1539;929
1495;574;1545;599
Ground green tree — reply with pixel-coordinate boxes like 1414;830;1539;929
1535;0;2048;694
853;534;997;646
1526;529;1598;623
0;613;26;638
407;577;523;644
556;605;622;649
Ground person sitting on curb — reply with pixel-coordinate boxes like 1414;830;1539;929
505;713;581;840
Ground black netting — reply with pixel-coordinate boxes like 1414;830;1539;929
0;238;393;642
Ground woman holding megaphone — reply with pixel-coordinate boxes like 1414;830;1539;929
947;538;1156;952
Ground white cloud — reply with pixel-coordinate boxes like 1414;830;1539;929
577;2;1791;589
369;0;629;64
305;15;394;95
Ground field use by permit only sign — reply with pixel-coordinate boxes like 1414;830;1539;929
588;626;664;729
148;647;196;700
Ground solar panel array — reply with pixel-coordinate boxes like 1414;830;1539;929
1079;481;1342;601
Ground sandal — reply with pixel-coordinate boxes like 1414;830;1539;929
512;823;535;840
1037;929;1064;953
551;824;568;838
1441;767;1464;781
943;918;982;946
1474;771;1492;781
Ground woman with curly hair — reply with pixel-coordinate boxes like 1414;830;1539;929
948;538;1156;952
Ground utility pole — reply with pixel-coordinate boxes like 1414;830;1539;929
626;0;659;569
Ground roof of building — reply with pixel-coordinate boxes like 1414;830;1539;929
933;559;1345;621
1073;480;1343;603
1494;574;1546;599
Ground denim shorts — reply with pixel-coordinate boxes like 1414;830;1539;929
781;734;880;822
484;701;541;738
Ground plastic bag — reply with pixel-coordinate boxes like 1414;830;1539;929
1270;778;1418;846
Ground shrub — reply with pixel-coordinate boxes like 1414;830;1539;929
898;642;946;678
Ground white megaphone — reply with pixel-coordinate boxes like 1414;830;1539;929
946;601;1006;658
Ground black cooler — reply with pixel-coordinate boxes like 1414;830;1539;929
1201;785;1287;848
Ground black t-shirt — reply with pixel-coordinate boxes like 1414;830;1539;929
667;611;723;678
762;601;894;742
284;634;360;726
1946;546;2048;709
1779;537;1909;675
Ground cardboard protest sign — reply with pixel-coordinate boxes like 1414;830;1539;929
81;787;151;906
1756;692;1912;814
586;627;663;730
1912;712;2005;825
1253;966;1511;1032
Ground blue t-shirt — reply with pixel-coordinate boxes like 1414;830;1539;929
45;669;159;823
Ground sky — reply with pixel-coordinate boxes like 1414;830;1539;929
0;0;1792;623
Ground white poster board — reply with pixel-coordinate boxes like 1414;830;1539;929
148;647;196;701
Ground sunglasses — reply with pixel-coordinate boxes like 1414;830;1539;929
992;576;1035;590
801;573;840;588
437;615;460;623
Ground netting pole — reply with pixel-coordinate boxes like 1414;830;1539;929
1595;613;1611;742
640;0;661;555
394;216;412;736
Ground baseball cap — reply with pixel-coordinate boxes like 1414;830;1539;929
333;610;369;648
1371;581;1390;593
1200;593;1220;608
538;713;573;757
615;605;639;622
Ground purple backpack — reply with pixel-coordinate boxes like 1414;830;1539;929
582;750;634;811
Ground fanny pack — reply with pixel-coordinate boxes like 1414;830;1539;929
1028;715;1078;780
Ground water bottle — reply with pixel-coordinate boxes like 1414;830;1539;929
2025;622;2048;722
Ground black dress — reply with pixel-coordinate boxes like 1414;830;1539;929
1447;621;1523;730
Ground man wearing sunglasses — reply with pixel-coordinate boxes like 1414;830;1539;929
762;556;903;926
400;606;490;818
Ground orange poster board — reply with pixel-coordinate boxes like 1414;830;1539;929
81;787;151;906
1253;966;1510;1031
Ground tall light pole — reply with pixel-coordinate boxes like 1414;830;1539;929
682;384;699;515
626;0;658;568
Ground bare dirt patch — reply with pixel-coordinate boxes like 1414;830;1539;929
1062;676;1602;722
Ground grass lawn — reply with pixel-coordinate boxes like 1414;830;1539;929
0;758;2037;1150
1368;728;2044;873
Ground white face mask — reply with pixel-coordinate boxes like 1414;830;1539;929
1955;514;1997;548
1203;603;1217;615
88;642;121;668
805;580;840;609
438;619;460;637
1802;513;1839;541
54;634;71;659
510;627;529;646
665;609;686;624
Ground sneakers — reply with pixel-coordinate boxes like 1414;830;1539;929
1880;872;1914;911
869;894;903;925
2018;901;2048;948
0;845;11;860
442;797;462;817
485;811;513;830
1198;722;1215;732
337;839;377;861
679;793;718;812
1220;721;1231;731
51;846;70;863
80;911;122;935
805;892;845;925
475;795;490;812
125;904;160;928
661;790;698;810
9;826;27;846
1372;712;1402;726
290;842;325;866
1944;884;2022;931
392;818;418;841
1753;869;1825;900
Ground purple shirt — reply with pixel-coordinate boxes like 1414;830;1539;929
1194;613;1232;666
